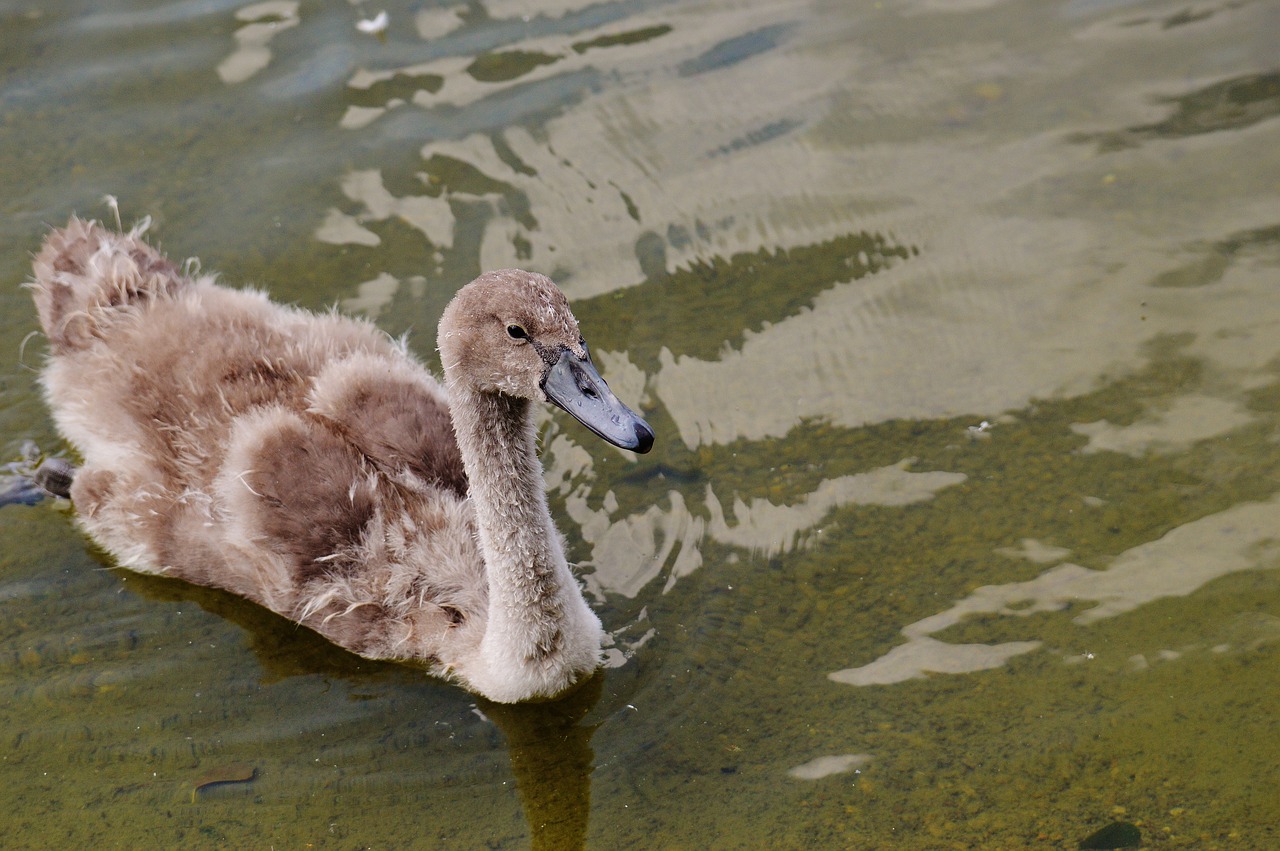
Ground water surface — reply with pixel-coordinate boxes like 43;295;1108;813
2;0;1278;847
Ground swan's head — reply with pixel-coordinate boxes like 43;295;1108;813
439;269;654;453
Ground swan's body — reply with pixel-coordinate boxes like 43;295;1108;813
29;218;652;703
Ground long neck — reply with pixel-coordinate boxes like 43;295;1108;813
448;386;570;662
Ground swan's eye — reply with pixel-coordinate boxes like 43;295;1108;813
506;323;528;340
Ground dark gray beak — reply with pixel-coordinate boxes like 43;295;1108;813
542;346;654;453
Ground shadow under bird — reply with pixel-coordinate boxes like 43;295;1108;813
29;217;653;703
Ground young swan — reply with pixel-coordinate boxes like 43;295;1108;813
30;218;653;703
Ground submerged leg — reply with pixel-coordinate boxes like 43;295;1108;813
0;445;76;506
34;457;75;499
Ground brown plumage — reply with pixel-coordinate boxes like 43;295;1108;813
29;217;653;702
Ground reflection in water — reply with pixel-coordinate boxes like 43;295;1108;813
1070;393;1252;456
119;569;409;685
482;676;602;851
320;168;455;248
786;752;871;781
573;232;917;370
1070;70;1280;152
125;571;603;850
218;2;301;85
832;479;1280;687
3;0;1280;845
703;459;965;556
323;0;880;296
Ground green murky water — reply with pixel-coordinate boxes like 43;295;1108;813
2;0;1279;847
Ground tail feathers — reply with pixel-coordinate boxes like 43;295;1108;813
31;216;186;352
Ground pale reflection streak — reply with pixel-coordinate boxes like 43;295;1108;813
992;538;1071;565
831;492;1280;687
340;272;428;320
337;9;642;130
414;6;465;41
787;752;872;780
557;457;965;599
314;170;452;312
1071;394;1253;456
218;1;300;85
484;0;604;18
321;169;455;249
705;460;966;557
566;488;705;599
315;208;381;247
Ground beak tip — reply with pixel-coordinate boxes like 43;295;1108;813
632;421;655;454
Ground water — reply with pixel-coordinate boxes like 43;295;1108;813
2;0;1279;847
